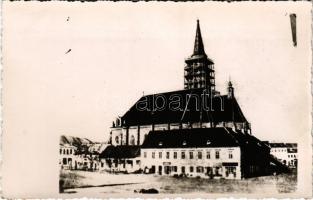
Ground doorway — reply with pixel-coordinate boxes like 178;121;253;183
158;165;162;175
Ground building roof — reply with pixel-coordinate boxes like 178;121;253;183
287;148;297;153
269;143;297;148
193;20;206;57
141;127;260;149
121;88;247;127
141;128;270;151
60;135;94;147
60;143;77;149
99;145;141;159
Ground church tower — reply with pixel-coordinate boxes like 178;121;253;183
184;20;215;92
227;81;234;99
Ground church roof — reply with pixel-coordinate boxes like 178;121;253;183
121;88;248;127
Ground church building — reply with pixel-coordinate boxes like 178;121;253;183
99;20;288;179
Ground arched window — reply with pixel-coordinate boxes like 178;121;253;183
130;135;135;145
66;149;69;155
115;136;119;144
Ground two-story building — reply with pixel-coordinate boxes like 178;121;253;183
269;143;298;168
59;144;77;170
141;127;272;179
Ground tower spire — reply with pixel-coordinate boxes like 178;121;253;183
193;19;206;56
184;20;215;92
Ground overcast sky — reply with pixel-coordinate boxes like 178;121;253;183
4;2;311;144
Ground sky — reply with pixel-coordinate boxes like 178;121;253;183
2;2;312;197
3;2;311;144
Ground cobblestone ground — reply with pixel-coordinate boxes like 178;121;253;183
61;170;297;196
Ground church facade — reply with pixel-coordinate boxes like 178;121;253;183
100;20;287;179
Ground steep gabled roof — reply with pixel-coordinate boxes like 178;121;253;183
121;88;247;126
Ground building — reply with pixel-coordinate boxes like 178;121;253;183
99;146;141;173
59;144;77;170
269;143;298;168
100;20;288;178
59;135;101;171
141;128;273;179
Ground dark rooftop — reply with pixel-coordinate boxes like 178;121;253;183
121;88;247;127
99;145;140;159
141;127;263;149
269;143;297;148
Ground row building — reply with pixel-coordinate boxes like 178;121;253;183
269;143;297;168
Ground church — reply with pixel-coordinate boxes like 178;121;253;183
99;20;288;179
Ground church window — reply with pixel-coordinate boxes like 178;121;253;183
130;135;135;145
115;136;119;144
